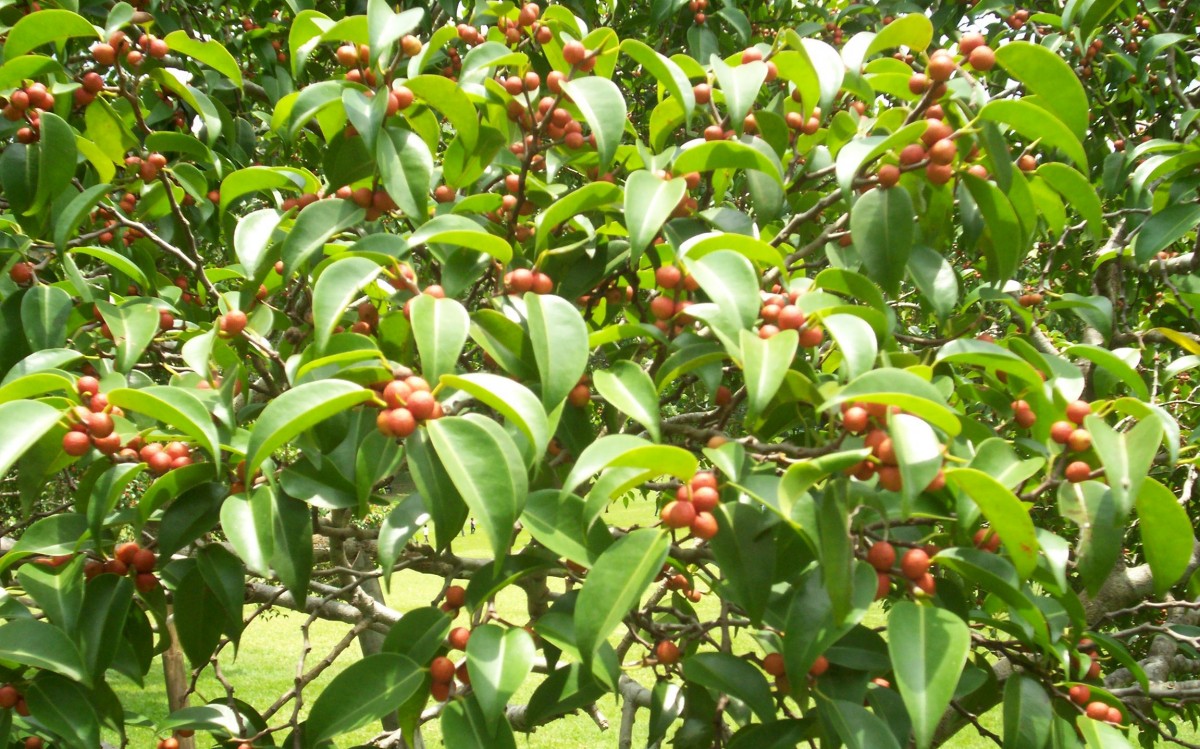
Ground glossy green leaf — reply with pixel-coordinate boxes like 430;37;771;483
3;9;100;61
624;171;687;261
593;360;661;442
961;174;1022;284
378;127;433;222
685;250;762;352
31;112;78;216
20;285;72;350
381;606;451;663
466;624;537;729
281;198;365;275
1037;163;1103;238
673;140;784;185
54;183;111;251
0;398;62;482
712;56;768;131
97;302;161;374
244;380;373;478
866;13;932;55
1003;674;1052;749
850;185;914;295
934;548;1049;644
1084;413;1161;518
946;467;1039;578
824;699;902;749
888;601;971;749
520;489;611;566
410;293;469;384
312;257;383;352
78;573;133;681
107;386;221;468
17;558;82;635
890;413;945;506
534;182;623;252
739;328;797;420
0;618;89;684
304;653;423;747
165;30;243;87
441;696;518;749
1135;478;1193;594
979;100;1087;169
72;246;150;290
561;76;627;170
620;40;695;121
823;313;878;381
993;42;1088;139
233;209;283;279
24;673;101;749
409;214;512;262
442;373;550;461
404;75;479;149
822;368;960;437
427;416;527;563
526;293;589;407
574;528;669;659
1132;204;1200;263
684;652;775;722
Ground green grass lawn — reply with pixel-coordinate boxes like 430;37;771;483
111;496;1176;747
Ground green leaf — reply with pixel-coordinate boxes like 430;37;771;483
244;380;373;478
993;42;1088;140
21;285;72;350
0;618;89;684
97;302;160;374
377;495;431;589
934;548;1049;645
866;13;933;55
711;56;768;132
1064;345;1147;399
1135;478;1194;595
174;564;224;666
624;171;687;261
1003;674;1052;749
427;416;527;563
2;9;101;61
466;624;537;729
824;698;902;749
31;112;77;216
521;489;611;566
409;214;513;263
564;435;699;497
961;174;1022;284
673;140;784;185
684;652;776;723
281;198;366;275
708;502;775;624
890;413;945;507
270;488;313;600
888;601;971;749
0;513;89;573
526;293;589;407
441;373;550;462
619;40;695;121
24;673;101;749
54;183;111;251
304;653;423;747
17;558;83;635
823;313;878;381
574;528;669;659
534;182;623;252
72;246;151;290
404;75;480;149
233;209;283;279
593;360;662;442
441;696;518;749
1037;163;1103;238
850;185;914;295
410;294;469;384
164;30;243;88
78;574;133;680
312;256;383;352
107;386;221;468
822;368;960;437
378;127;433;222
560;76;627;171
685;250;762;352
1085;414;1161;518
381;606;452;663
739;328;797;421
0;400;69;478
783;565;876;680
978;100;1087;169
1132;204;1200;263
945;468;1039;578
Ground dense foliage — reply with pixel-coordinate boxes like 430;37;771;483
2;0;1200;747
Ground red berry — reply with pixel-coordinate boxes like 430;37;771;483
900;548;930;580
867;541;896;571
1085;701;1109;720
655;640;680;665
445;585;466;608
809;655;829;676
430;656;456;683
690;511;718;539
691;486;719;513
1050;420;1075;444
1067;429;1092;453
132;548;156;573
63;431;91;456
1066;399;1092;425
762;652;786;676
1065;461;1092;483
1069;685;1091;705
660;500;696;529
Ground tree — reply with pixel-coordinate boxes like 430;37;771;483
1;0;1199;746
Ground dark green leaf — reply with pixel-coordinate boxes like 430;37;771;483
574;528;669;659
888;601;971;749
304;653;423;747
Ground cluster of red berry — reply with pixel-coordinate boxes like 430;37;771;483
659;471;721;540
373;373;444;439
